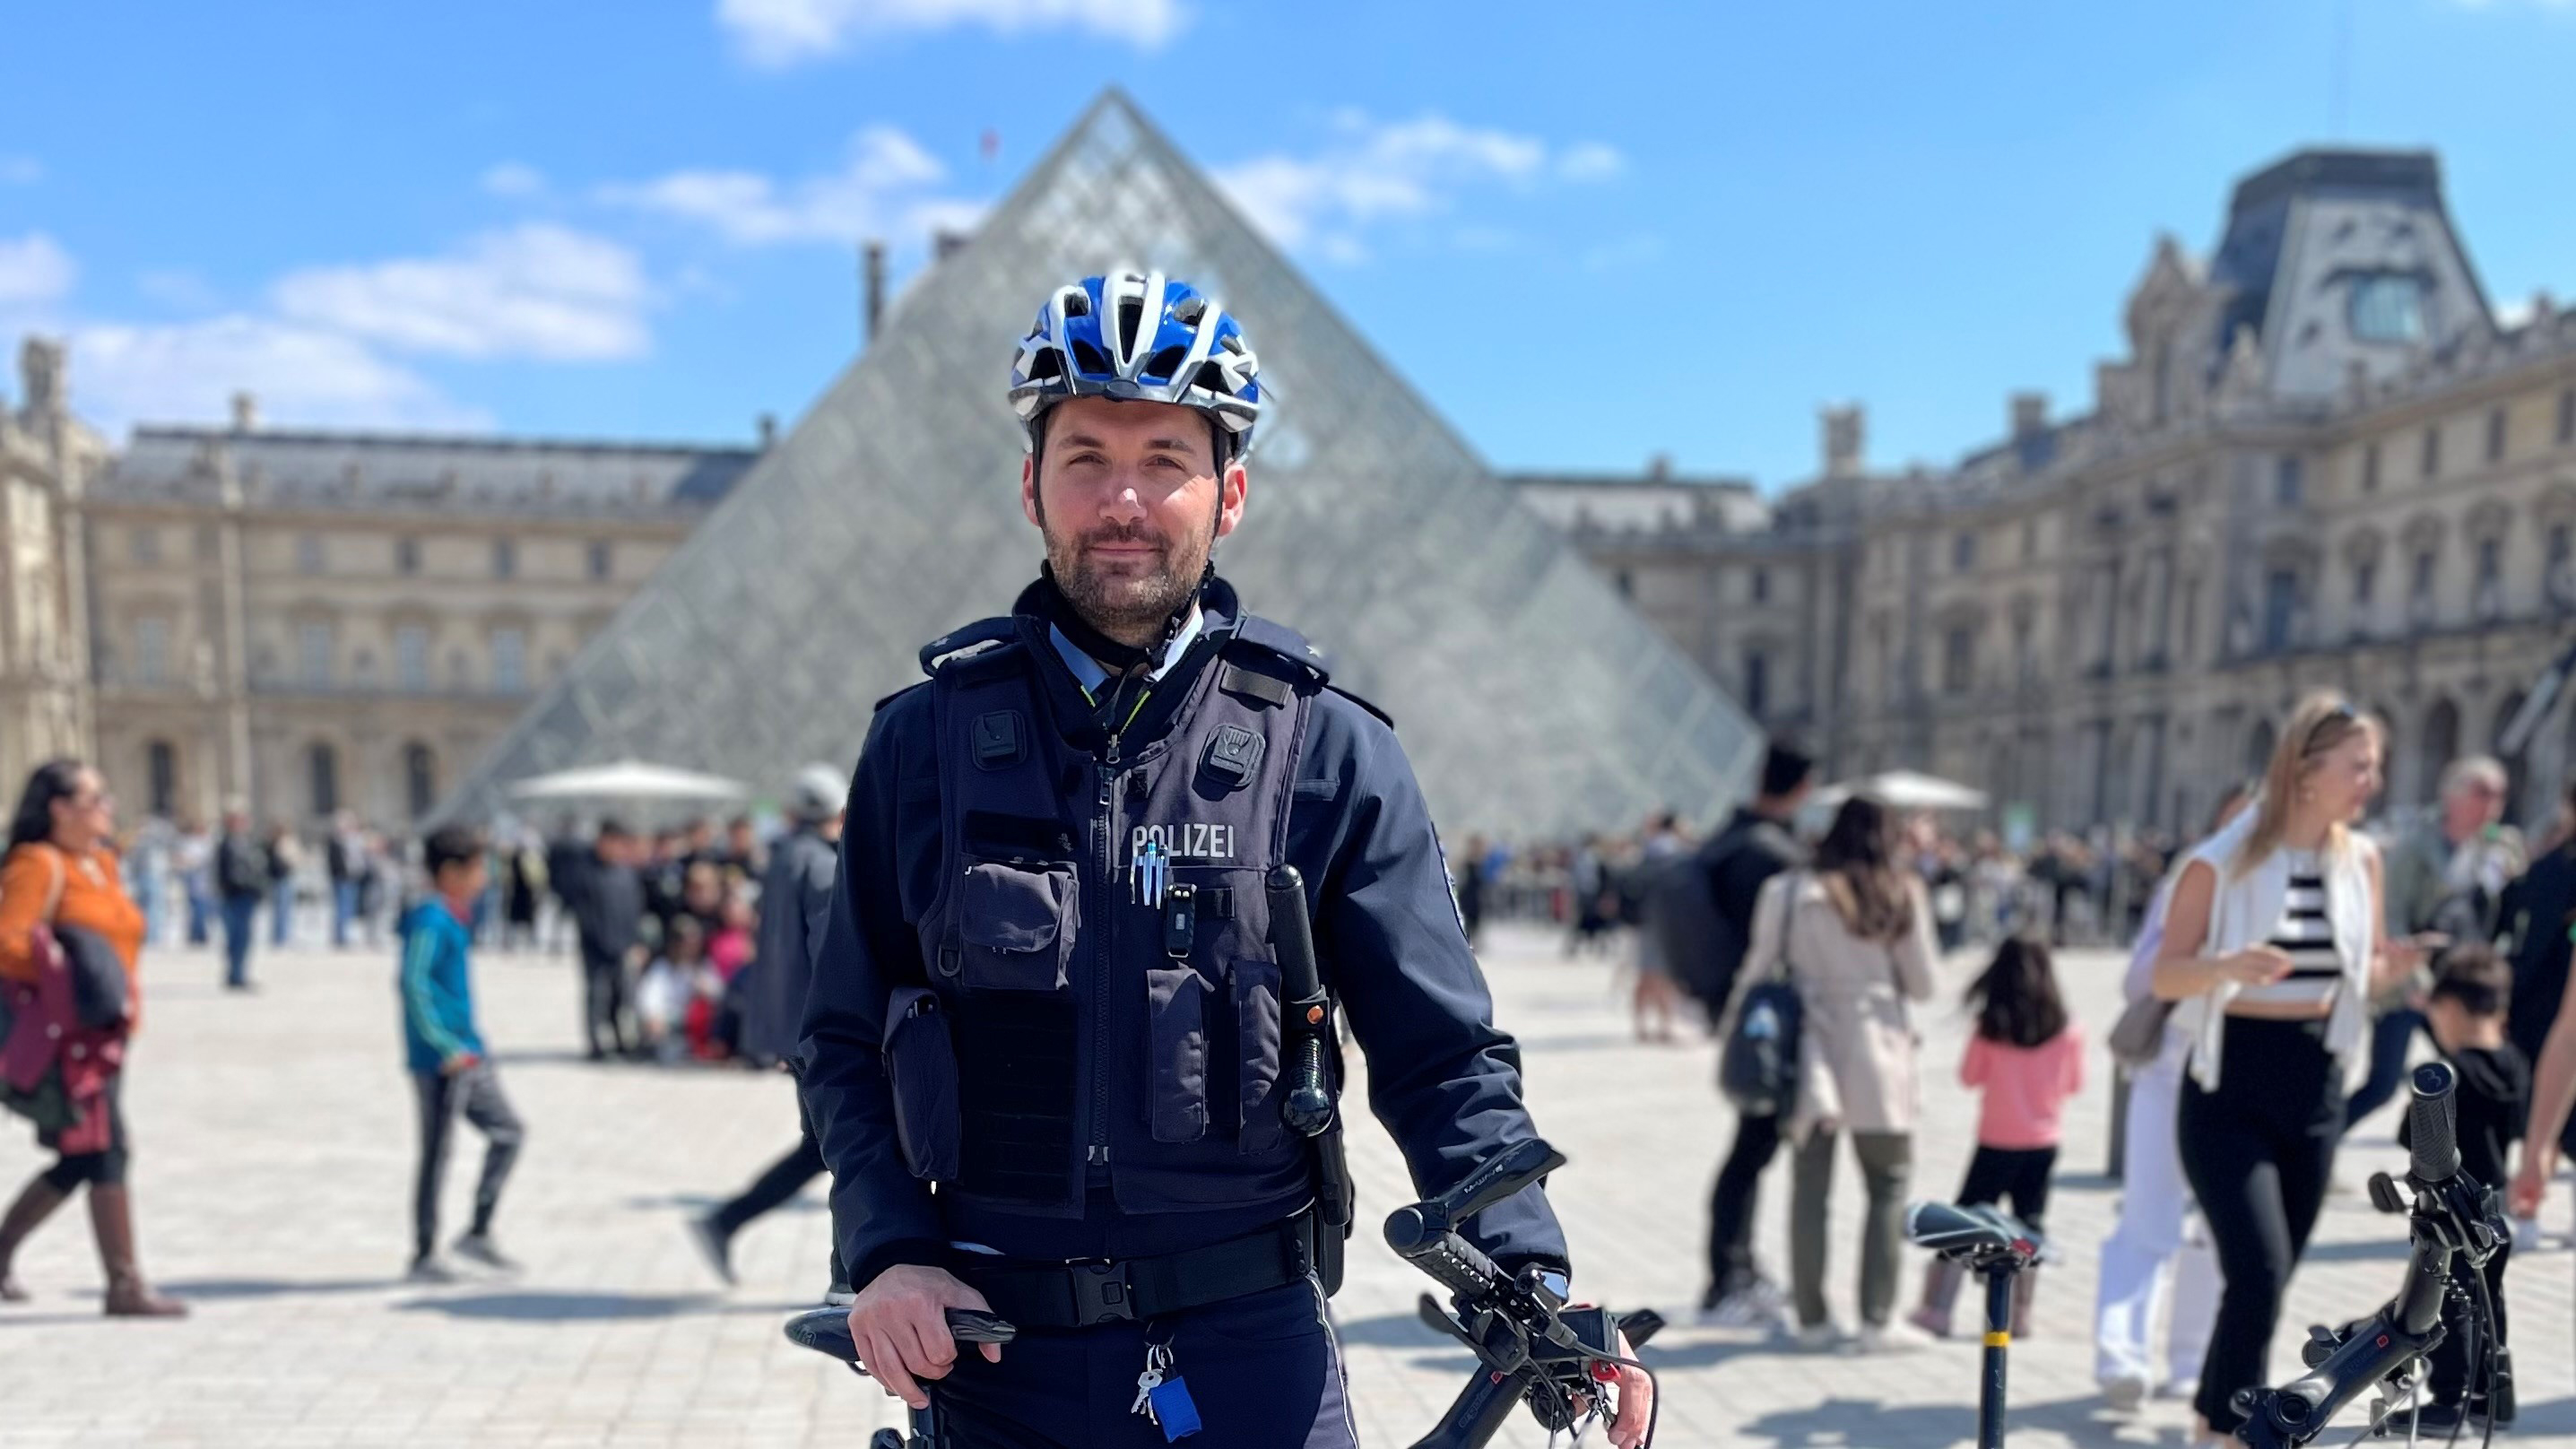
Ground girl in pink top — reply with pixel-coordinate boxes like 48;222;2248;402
1910;935;2085;1339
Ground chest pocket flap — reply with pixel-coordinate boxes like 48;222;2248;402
958;863;1078;991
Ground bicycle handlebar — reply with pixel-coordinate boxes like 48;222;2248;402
784;1306;1018;1367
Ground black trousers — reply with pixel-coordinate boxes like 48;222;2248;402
581;953;633;1056
712;1086;847;1288
1706;1108;1782;1296
932;1279;1356;1448
1954;1144;2056;1233
413;1063;525;1262
2178;1018;2342;1435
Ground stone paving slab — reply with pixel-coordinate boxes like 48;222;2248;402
1;923;2571;1446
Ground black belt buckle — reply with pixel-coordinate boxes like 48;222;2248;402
1068;1259;1136;1325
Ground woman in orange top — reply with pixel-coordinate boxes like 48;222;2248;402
0;759;184;1315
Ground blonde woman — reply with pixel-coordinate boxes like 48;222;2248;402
2151;698;2413;1443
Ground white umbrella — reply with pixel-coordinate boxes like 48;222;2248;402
1815;769;1991;812
507;759;748;803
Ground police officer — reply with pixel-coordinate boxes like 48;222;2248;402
802;271;1651;1447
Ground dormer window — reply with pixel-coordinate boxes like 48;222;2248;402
2349;273;2425;344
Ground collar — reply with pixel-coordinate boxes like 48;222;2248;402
1047;605;1206;697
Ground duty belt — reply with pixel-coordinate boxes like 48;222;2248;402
956;1210;1322;1330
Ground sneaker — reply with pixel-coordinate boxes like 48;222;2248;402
450;1233;521;1274
822;1281;857;1308
406;1255;460;1284
1904;1305;1954;1340
686;1216;736;1286
1791;1323;1843;1353
2102;1372;2152;1412
1698;1277;1786;1329
1848;1322;1923;1355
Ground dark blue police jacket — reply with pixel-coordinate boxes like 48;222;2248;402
802;576;1569;1297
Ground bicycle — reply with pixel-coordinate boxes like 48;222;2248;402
2231;1060;2511;1447
785;1137;1662;1447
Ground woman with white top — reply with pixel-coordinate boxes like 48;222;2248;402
2152;697;2416;1444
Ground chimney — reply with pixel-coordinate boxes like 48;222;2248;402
757;412;777;450
2009;391;2048;440
18;336;65;421
1646;452;1671;481
863;240;887;344
1820;403;1865;479
230;390;260;434
933;229;970;262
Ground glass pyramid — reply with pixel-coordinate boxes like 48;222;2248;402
445;91;1759;839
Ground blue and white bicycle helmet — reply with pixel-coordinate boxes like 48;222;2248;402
1008;271;1262;459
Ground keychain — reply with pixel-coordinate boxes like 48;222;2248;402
1130;1339;1201;1441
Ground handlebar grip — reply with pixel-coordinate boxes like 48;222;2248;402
2407;1061;2460;1185
1384;1218;1504;1302
783;1306;1019;1364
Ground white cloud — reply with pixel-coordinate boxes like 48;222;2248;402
717;0;1183;65
1557;143;1626;182
271;223;651;360
599;126;977;247
136;269;223;311
481;161;548;198
0;155;40;186
63;316;489;434
2498;296;2537;330
1214;114;1620;259
0;232;75;308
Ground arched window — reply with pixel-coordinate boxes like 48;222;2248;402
403;742;438;821
2245;719;2277;779
2421;698;2461;805
145;741;178;819
308;742;341;819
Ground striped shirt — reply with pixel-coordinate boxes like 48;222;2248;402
2234;849;2342;1011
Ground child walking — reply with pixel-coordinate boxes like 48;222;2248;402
1912;934;2084;1338
400;825;526;1281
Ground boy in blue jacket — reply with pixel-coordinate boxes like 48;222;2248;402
400;824;525;1281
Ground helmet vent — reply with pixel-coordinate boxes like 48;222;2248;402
1070;340;1113;376
1116;299;1145;354
1144;346;1187;383
1061;291;1090;318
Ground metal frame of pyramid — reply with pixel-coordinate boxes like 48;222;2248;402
441;90;1759;838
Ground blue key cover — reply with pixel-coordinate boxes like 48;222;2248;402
1149;1377;1201;1441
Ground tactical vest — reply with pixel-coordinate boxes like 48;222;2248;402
881;612;1323;1219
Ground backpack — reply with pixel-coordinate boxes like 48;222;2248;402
1717;873;1806;1115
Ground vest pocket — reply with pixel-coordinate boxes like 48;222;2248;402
882;986;960;1182
958;863;1077;991
1234;959;1285;1155
1147;965;1211;1143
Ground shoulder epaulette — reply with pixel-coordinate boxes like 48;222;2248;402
918;618;1021;677
1227;614;1331;683
1326;683;1394;730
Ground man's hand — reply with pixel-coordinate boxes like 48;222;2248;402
846;1264;1002;1410
1571;1328;1653;1448
440;1051;481;1077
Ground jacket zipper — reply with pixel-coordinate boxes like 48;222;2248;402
1089;733;1121;1169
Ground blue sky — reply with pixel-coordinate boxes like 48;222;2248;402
3;1;2572;490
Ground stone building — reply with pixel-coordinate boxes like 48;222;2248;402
80;398;759;829
1522;148;2576;834
0;340;104;796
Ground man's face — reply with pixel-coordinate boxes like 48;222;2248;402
1023;396;1246;638
2442;777;2503;842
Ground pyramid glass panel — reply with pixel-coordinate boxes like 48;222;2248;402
444;91;1759;838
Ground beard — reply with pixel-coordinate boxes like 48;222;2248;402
1045;511;1215;639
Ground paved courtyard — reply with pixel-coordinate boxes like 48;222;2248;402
3;919;2573;1446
